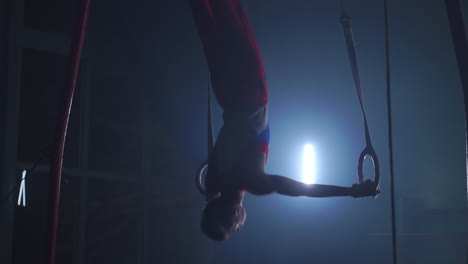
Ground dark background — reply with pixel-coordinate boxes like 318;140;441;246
1;0;467;263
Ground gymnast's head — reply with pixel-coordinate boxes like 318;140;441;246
201;196;246;241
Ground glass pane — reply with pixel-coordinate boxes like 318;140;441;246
56;176;82;264
85;178;143;264
24;0;80;34
18;48;82;168
12;170;49;264
88;65;142;174
11;171;82;264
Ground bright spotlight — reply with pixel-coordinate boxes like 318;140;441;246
302;144;316;184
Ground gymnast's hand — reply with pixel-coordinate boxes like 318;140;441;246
351;179;380;198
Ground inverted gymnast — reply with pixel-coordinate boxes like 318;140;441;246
190;0;379;241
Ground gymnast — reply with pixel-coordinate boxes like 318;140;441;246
190;0;379;241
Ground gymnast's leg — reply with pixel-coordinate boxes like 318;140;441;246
190;0;268;112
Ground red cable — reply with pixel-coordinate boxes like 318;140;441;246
47;0;91;263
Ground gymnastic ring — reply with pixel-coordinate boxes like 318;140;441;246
357;145;381;190
196;160;209;197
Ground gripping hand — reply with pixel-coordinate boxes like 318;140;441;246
351;179;380;198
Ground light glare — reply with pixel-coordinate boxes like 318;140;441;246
17;170;26;207
302;144;316;184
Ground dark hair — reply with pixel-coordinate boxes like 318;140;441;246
200;198;246;241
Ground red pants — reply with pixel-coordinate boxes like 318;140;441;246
190;0;268;112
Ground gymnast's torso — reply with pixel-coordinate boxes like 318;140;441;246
205;105;270;195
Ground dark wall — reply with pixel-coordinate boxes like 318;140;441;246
0;0;10;263
0;0;8;179
0;0;9;214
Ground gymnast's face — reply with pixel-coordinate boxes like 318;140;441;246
201;199;246;241
232;205;246;232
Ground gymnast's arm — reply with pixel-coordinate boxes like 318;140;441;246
244;172;353;197
241;153;376;198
